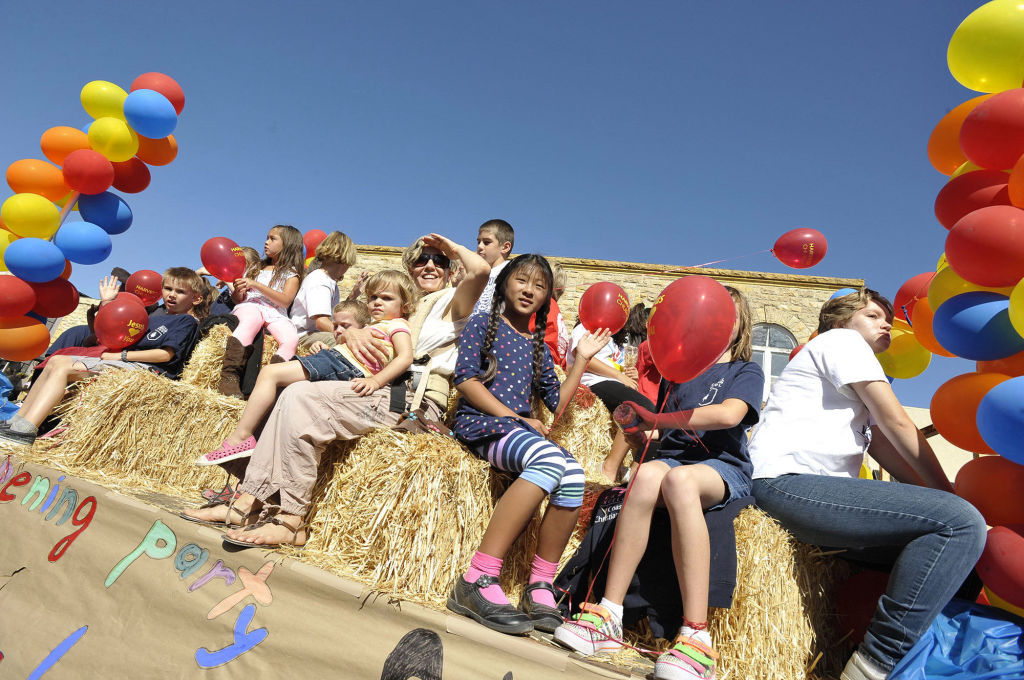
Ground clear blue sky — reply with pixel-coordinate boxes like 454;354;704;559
1;1;990;406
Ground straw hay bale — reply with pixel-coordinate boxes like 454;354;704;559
540;385;614;481
50;297;95;342
180;324;232;389
27;369;243;497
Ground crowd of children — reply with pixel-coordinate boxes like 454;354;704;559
0;219;986;680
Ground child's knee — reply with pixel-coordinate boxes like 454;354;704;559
661;466;704;502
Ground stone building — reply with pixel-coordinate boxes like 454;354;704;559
348;245;863;401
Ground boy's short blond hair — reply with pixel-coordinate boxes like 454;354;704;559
333;299;371;327
818;287;894;334
551;262;567;301
365;269;421;316
316;231;358;266
163;267;209;319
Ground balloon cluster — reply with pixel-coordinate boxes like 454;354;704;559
0;73;184;361
901;0;1024;621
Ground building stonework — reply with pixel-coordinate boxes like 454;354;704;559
347;246;864;343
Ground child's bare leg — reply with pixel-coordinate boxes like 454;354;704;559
535;503;581;564
181;492;262;524
18;357;91;427
479;477;547;559
224;510;305;546
603;460;671;603
601;430;631;481
661;464;726;623
224;361;309;445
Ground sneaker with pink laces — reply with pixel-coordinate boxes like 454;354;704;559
197;436;257;466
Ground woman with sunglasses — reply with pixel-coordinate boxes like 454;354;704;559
181;233;490;548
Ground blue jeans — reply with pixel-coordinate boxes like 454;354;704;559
752;475;986;672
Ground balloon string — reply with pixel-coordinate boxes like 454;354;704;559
663;248;773;273
57;192;80;229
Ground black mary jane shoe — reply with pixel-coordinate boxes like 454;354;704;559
447;575;534;635
518;581;565;633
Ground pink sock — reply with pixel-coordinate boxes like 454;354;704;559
463;551;508;605
528;555;559;608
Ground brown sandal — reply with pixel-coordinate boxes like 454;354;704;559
221;508;306;549
178;498;259;528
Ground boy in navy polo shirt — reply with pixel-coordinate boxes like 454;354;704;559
0;267;207;447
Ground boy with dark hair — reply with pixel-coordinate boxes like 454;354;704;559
472;218;515;315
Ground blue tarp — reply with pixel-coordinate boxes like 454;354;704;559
890;599;1024;680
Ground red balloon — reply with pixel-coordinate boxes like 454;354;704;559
977;525;1024;608
303;229;328;258
62;149;114;195
0;276;37;317
835;570;889;644
789;344;805;360
28;278;79;318
125;269;163;305
130;72;185;115
978;349;1024;377
94;296;149;349
892;272;935;322
648;276;735;383
945;205;1024;287
772;228;827;269
960;88;1024;170
111;157;152;193
578;282;629;333
934;170;1011;229
955;456;1024;526
200;237;248;282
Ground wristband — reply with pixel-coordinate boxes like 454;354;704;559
121;349;128;362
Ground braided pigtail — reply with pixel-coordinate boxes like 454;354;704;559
530;293;552;409
479;280;506;384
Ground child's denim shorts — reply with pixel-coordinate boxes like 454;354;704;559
658;457;752;511
297;349;365;383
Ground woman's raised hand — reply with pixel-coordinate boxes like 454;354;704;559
421;233;457;257
575;328;612;361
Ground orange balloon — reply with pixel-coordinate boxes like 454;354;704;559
1009;152;1024;208
978;349;1024;377
956;457;1024;526
135;134;178;166
909;298;955;357
60;259;72;279
6;158;71;203
927;95;994;175
39;126;90;165
931;372;1011;454
0;317;51;361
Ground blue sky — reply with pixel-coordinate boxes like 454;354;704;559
1;1;990;405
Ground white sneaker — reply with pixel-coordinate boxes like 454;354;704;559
553;603;623;656
654;631;717;680
840;649;888;680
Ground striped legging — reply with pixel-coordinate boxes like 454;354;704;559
481;428;585;508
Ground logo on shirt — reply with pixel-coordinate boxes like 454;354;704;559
146;325;168;341
698;378;725;406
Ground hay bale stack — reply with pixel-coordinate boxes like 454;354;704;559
180;324;232;389
708;507;851;680
30;370;243;497
541;385;614;480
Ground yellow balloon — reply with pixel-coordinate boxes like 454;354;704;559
0;193;60;239
928;265;1014;310
985;587;1024;618
88;117;139;162
876;320;931;379
80;80;127;120
948;0;1024;93
0;230;19;271
949;161;983;180
1009;278;1024;338
936;252;948;272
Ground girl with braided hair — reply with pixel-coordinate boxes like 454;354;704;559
448;254;611;635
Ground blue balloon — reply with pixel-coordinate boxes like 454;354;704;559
123;89;177;139
932;291;1024;361
55;221;112;265
831;287;858;299
26;311;48;323
977;376;1024;465
77;192;133;235
3;238;65;282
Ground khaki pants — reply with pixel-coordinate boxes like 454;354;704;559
238;380;442;515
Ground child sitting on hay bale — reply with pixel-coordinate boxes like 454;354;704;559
446;253;613;636
0;268;208;448
194;271;415;469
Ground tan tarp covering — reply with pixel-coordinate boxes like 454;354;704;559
0;457;637;679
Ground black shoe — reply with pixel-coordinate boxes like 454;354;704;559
447;575;534;635
0;423;36;447
519;581;564;633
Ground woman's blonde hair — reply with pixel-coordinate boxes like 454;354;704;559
316;231;358;266
401;238;452;276
723;285;753;362
818;287;894;334
364;269;421;316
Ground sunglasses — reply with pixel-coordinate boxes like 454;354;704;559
414;252;451;269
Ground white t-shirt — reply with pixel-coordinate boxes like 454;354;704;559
749;328;887;479
471;260;509;316
291;268;339;336
567;323;624;388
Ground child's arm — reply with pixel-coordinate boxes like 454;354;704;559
97;276;121;308
617;399;752;433
236;274;300;308
584;355;638;390
554;328;612;412
100;348;175;363
350;329;414;396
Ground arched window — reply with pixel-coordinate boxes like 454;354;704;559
751;323;797;402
